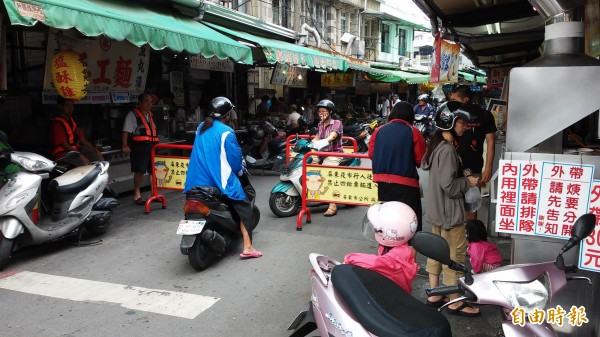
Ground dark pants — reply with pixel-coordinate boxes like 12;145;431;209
228;174;257;241
377;182;423;233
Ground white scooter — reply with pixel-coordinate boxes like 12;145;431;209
0;131;118;270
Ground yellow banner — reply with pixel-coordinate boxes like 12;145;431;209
154;156;190;190
304;164;378;205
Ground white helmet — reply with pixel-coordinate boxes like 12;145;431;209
362;202;418;247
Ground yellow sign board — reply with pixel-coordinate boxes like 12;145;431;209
304;164;378;205
154;156;190;190
321;73;355;87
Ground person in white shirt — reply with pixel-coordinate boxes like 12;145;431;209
379;94;391;118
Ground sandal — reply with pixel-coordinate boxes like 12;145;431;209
447;302;480;317
134;197;146;205
324;206;337;217
426;295;448;308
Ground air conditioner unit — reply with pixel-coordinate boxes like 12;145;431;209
341;32;355;44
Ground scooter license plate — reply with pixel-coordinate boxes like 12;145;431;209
176;220;206;235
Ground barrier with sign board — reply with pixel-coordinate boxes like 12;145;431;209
145;144;193;214
285;134;358;164
296;151;377;230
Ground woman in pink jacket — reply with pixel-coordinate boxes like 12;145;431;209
466;220;503;273
344;202;418;294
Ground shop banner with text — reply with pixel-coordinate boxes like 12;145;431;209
304;164;378;205
154;156;189;190
496;160;594;238
581;180;600;272
321;73;355;87
43;29;150;100
270;63;307;87
429;33;460;84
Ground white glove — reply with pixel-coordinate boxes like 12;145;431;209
310;139;330;150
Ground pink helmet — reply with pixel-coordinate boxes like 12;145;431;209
362;202;418;246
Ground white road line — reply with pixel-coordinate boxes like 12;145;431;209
0;271;219;319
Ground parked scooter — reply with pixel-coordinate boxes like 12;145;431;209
177;173;260;271
414;114;434;141
269;134;361;217
245;119;287;171
0;131;119;270
412;213;596;337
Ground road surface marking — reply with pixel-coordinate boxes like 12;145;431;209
0;270;219;319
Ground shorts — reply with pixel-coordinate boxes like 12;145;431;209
377;182;423;233
130;142;154;173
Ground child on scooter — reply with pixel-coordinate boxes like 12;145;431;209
466;219;503;273
343;202;418;293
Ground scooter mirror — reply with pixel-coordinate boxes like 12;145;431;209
309;127;318;136
571;213;596;240
64;151;80;160
411;232;452;266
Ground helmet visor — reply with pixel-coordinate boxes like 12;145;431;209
361;211;378;243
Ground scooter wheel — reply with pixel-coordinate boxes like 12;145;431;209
269;192;300;217
188;240;215;271
0;233;14;271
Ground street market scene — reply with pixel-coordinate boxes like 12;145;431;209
0;0;599;336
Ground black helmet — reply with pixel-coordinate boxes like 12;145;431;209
418;94;429;102
435;101;470;131
315;99;335;112
210;96;235;118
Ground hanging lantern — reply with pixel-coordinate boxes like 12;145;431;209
51;49;89;100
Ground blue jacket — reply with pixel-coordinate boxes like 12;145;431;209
184;120;245;200
368;119;426;188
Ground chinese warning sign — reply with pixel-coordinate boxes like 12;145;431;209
496;160;594;239
304;164;378;205
154;156;189;190
580;180;600;273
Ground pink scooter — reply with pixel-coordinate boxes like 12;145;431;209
288;213;595;337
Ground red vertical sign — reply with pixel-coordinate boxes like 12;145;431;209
429;32;441;84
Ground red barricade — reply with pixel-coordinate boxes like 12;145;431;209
146;144;193;214
296;151;373;230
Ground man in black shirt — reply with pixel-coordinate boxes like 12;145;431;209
451;85;497;220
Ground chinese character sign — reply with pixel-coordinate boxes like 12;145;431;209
154;156;189;190
320;73;355;87
495;160;542;235
44;30;150;95
536;162;593;239
270;63;307;87
304;164;378;205
580;180;600;272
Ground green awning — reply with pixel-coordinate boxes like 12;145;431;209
366;70;430;84
204;22;347;71
458;71;487;84
347;63;396;76
3;0;253;64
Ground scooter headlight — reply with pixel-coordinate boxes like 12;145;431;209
15;156;48;171
494;274;549;313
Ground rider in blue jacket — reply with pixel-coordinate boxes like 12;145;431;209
184;97;261;259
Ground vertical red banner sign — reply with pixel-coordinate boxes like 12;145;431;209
581;180;600;272
429;32;441;84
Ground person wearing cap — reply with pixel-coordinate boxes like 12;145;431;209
413;94;434;119
421;101;480;317
49;96;103;167
122;92;159;205
312;99;343;217
184;96;261;259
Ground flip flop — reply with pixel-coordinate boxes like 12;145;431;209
426;296;448;308
447;302;480;317
239;251;262;259
134;197;146;205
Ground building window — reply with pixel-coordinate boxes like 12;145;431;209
398;29;406;56
341;12;347;34
381;24;390;53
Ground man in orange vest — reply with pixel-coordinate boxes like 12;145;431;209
122;92;159;205
49;96;103;167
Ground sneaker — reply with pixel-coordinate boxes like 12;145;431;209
417;265;428;277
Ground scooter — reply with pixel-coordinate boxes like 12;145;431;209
269;135;361;217
412;213;596;337
177;173;260;271
0;131;119;270
414;114;434;140
288;213;596;337
245;120;287;171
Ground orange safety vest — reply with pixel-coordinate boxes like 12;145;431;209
51;116;80;156
131;109;159;143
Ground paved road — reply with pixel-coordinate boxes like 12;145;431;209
0;169;508;337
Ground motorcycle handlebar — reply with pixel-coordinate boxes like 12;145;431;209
564;265;578;274
426;285;462;297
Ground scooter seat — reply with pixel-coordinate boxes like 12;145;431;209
48;165;102;194
331;265;451;337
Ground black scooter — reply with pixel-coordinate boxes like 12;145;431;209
177;173;259;271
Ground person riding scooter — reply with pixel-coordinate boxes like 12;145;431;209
184;96;261;259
